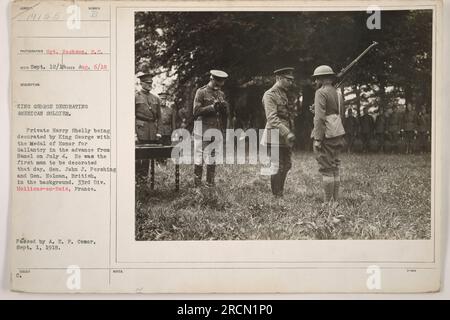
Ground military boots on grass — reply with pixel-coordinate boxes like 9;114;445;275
271;174;281;197
271;171;288;197
322;175;335;202
206;165;215;187
194;165;203;187
322;171;341;203
194;164;216;187
333;171;341;200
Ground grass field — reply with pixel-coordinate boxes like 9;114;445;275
135;152;431;241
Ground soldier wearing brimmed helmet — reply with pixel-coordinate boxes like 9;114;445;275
261;67;296;197
311;65;346;202
192;69;230;187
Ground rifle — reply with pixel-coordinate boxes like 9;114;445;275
308;41;378;114
334;41;378;88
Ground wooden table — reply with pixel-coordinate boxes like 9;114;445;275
135;144;180;191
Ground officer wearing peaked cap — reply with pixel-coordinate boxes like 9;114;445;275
261;67;296;197
135;72;162;175
210;69;229;79
310;65;346;203
192;69;230;187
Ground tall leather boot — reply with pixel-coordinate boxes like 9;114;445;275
206;165;216;187
136;160;149;176
271;173;282;197
278;170;288;196
194;165;203;187
322;175;335;203
333;171;341;201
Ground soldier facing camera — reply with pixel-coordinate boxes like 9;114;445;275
135;72;162;175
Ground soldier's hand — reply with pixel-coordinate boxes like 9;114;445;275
313;140;322;153
287;133;295;148
156;133;162;140
213;101;222;113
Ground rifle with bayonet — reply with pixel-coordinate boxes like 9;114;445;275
308;41;378;113
334;41;378;88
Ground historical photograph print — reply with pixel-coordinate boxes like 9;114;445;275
134;9;433;241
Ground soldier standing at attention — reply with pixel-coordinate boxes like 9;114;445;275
310;65;346;202
401;103;418;154
359;107;374;153
388;104;401;147
178;106;190;130
374;109;389;153
261;67;296;197
192;70;229;187
343;108;358;153
135;73;162;175
158;92;176;146
417;106;431;153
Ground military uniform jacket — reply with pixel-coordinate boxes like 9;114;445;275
402;111;417;131
193;83;229;137
344;116;359;136
388;111;401;133
135;90;162;141
310;84;345;141
159;106;175;136
359;114;375;134
417;113;431;133
261;83;294;146
374;114;386;134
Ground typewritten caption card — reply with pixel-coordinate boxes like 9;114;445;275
9;0;443;293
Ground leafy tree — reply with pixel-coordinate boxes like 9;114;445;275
135;10;432;116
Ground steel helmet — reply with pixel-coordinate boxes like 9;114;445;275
312;65;336;77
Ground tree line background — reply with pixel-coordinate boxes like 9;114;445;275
135;10;432;148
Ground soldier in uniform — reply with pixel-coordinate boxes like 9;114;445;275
374;109;389;153
158;92;176;145
310;65;346;202
359;107;375;153
417;106;430;153
261;67;296;197
401;103;418;154
178;106;190;130
343;108;358;153
192;70;230;187
387;104;402;149
135;73;162;175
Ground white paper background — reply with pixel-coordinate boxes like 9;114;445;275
0;0;449;299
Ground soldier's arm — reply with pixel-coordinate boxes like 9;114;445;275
178;107;186;122
337;89;345;119
155;97;162;134
171;108;176;132
193;89;216;118
221;93;232;129
312;90;326;141
156;98;162;122
135;94;152;121
263;92;292;139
